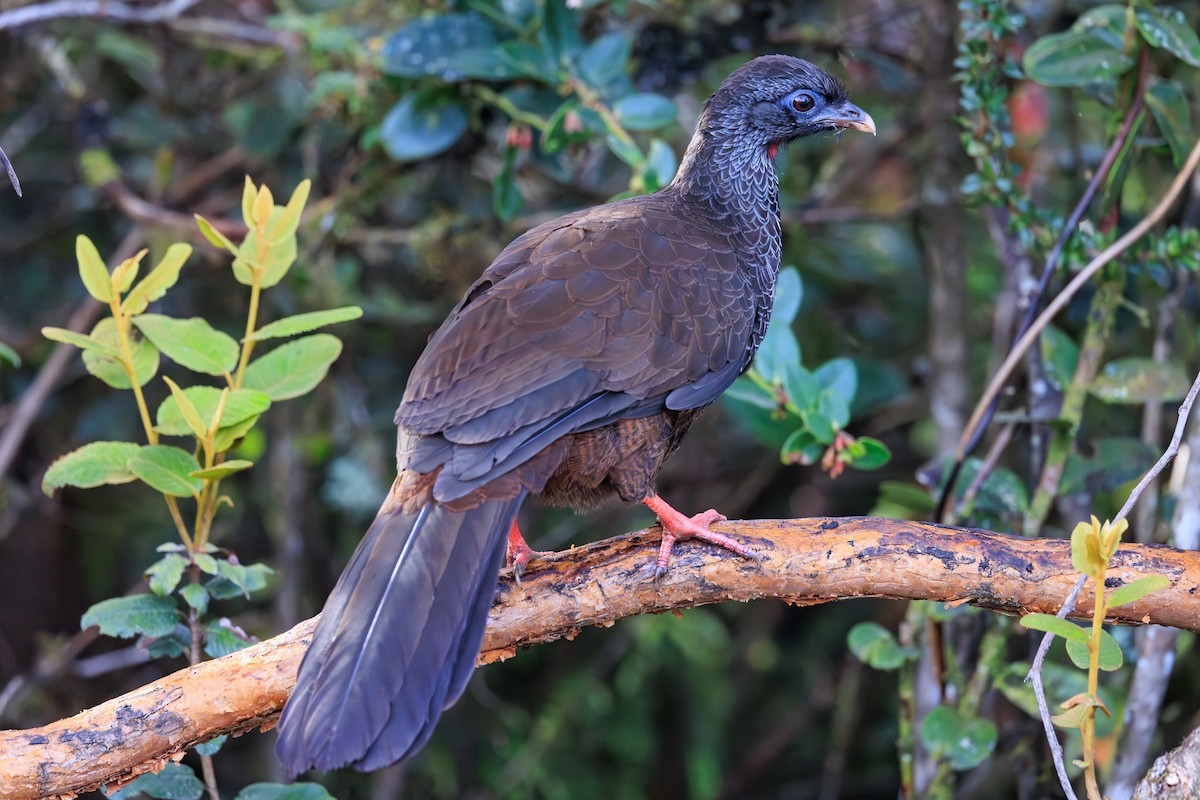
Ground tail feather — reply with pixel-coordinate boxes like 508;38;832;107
276;493;524;775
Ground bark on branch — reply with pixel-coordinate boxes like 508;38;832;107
2;516;1199;800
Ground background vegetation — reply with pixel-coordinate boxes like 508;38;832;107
1;0;1199;798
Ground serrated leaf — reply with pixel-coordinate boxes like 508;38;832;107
1020;613;1090;644
234;783;337;800
81;318;159;389
1107;575;1170;608
847;621;918;670
243;334;342;401
247;306;363;342
156;387;271;437
82;594;178;639
132;315;239;376
178;582;209;614
146;553;188;596
1135;7;1200;67
190;459;253;480
1091;358;1190;403
204;618;252;658
123;244;191;315
41;326;120;357
128;445;204;497
76;235;113;302
42;441;141;494
194;215;238;255
109;763;203;800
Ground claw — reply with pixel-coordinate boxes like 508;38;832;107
643;494;754;587
506;520;548;585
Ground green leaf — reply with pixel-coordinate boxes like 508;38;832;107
109;763;203;800
76;235;113;302
1107;575;1171;608
1135;7;1200;67
578;32;630;88
264;179;311;245
380;91;469;163
123;244;191;315
128;445;204;497
1146;82;1195;168
1091;358;1191;403
756;320;801;386
142;627;189;659
194;215;238;255
0;339;20;367
1071;518;1099;577
190;459;253;480
132;315;239;376
1023;30;1135;87
493;146;523;222
146;553;188;596
847;622;918;670
539;0;582;67
773;267;803;325
1072;5;1129;47
194;553;219;575
814;358;857;404
81;318;159;389
234;783;337;800
42;441;141;494
780;429;823;466
207;562;273;600
41;326;119;357
194;735;226;757
604;133;643;168
212;414;261;451
162;377;209;440
1065;629;1124;671
381;13;520;81
179;582;209;614
1061;437;1157;495
643;138;677;190
231;210;298;289
920;706;997;771
848;437;891;470
156;387;271;437
82;594;178;639
243;334;342;401
613;93;677;131
1020;613;1090;644
782;364;818;410
204;618;252;658
1040;325;1079;392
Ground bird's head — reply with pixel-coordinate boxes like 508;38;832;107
701;55;875;157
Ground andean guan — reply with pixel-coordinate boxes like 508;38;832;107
275;54;875;775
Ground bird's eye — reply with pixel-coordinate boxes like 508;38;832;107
791;94;815;113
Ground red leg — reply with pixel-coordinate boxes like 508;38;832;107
643;494;755;583
505;519;548;583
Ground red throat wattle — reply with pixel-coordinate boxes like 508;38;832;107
767;142;779;160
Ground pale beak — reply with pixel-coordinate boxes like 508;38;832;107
818;101;876;135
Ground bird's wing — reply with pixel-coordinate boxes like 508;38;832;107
396;195;755;501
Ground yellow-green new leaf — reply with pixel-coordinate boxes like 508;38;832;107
42;441;141;495
1071;518;1099;578
232;220;297;288
194;215;239;255
252;184;274;228
111;252;141;293
1020;613;1090;644
128;445;204;497
246;306;363;342
124;243;192;315
265;179;311;244
189;459;254;480
241;176;257;228
76;235;113;303
1107;575;1171;608
156;387;270;437
162;376;209;441
42;326;120;358
1066;630;1123;672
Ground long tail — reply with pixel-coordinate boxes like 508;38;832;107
275;491;524;775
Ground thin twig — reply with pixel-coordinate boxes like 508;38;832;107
0;145;21;197
0;0;199;31
957;135;1200;459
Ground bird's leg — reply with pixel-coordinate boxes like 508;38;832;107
505;519;548;583
643;494;754;582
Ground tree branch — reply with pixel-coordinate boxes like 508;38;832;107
2;516;1199;800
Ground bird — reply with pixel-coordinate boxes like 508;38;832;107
275;53;875;775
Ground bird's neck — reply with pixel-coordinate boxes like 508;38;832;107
668;128;784;363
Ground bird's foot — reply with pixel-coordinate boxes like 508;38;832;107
643;494;755;585
506;520;549;584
